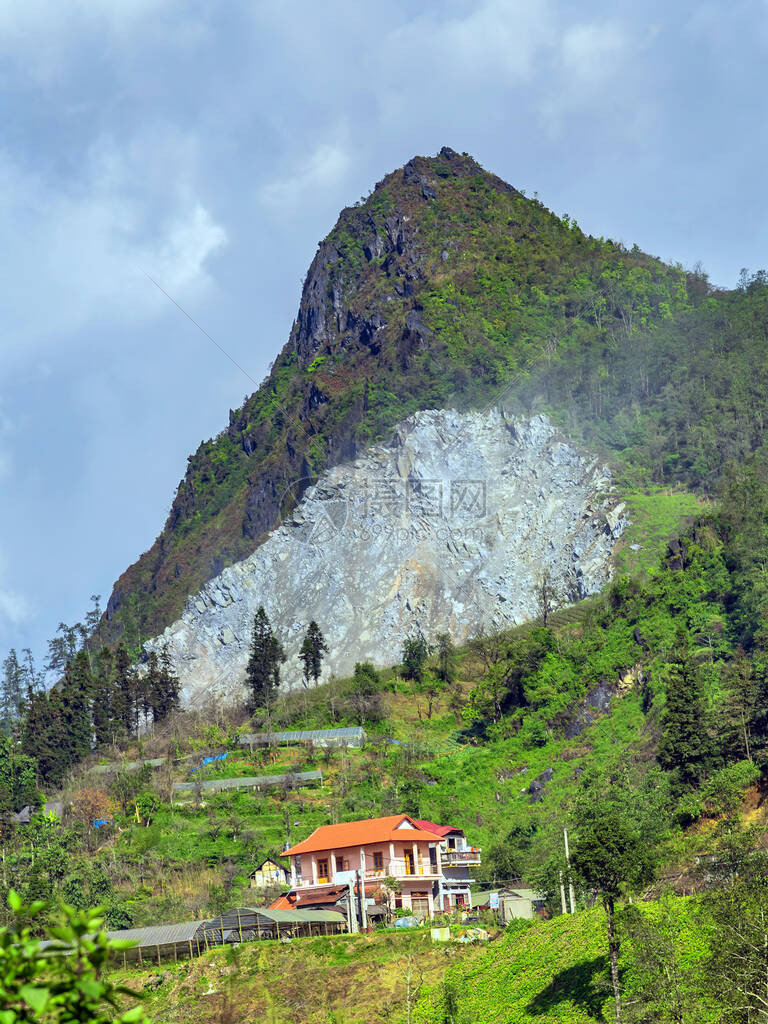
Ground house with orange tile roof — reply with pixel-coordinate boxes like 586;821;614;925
280;814;446;920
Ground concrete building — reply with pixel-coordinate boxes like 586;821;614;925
280;814;446;919
414;820;482;911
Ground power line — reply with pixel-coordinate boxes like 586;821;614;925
144;272;259;387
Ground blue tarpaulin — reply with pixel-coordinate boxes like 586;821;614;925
190;751;228;773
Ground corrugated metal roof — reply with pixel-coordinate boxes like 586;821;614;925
107;920;205;947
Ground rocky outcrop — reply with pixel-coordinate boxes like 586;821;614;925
144;409;628;707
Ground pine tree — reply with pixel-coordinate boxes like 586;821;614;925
110;643;136;738
658;637;711;793
91;647;115;748
21;688;68;788
299;621;329;687
59;651;94;765
147;647;181;723
246;606;285;710
0;650;24;734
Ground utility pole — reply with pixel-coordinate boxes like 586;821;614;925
559;870;567;915
347;880;358;933
563;829;576;914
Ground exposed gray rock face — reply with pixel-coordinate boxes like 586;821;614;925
144;409;628;707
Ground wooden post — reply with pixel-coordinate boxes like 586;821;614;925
189;940;193;959
156;944;161;966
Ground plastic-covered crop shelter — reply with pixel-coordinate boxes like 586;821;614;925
239;726;365;748
172;769;322;796
107;908;347;965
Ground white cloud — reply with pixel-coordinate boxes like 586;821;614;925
0;130;227;356
259;142;352;210
0;0;196;83
0;554;31;628
561;22;627;81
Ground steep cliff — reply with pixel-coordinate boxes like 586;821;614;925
145;409;627;706
103;148;688;651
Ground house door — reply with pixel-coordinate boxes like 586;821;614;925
411;892;430;918
404;851;415;875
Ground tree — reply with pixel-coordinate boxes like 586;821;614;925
657;636;711;793
434;632;456;684
245;606;285;710
299;621;328;687
347;663;383;725
701;822;768;1022
0;737;41;817
570;798;657;1024
146;647;181;725
401;635;430;683
537;570;561;626
0;890;148;1023
59;652;93;765
0;650;24;734
20;689;68;790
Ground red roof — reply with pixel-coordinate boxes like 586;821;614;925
283;814;443;856
413;819;463;837
270;885;348;910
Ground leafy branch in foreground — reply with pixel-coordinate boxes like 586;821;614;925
0;890;148;1023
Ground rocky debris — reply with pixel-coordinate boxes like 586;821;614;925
667;537;688;570
633;627;648;651
144;409;630;707
528;767;554;803
564;681;613;739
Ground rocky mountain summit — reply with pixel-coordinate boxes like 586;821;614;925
102;148;683;651
145;408;628;706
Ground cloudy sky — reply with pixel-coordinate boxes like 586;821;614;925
2;0;768;666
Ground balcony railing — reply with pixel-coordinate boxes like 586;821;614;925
442;849;482;865
364;860;439;880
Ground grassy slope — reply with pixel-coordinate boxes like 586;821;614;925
414;900;715;1024
120;929;481;1024
126;898;717;1024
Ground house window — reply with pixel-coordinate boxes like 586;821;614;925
336;855;344;873
447;837;456;850
317;858;329;883
373;851;384;871
394;894;402;909
294;856;302;880
455;893;467;907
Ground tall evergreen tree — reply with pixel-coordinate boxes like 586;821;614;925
246;606;285;710
59;651;94;765
90;647;115;748
21;688;68;789
658;636;711;793
110;643;137;738
147;647;181;724
0;650;24;733
299;621;328;687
